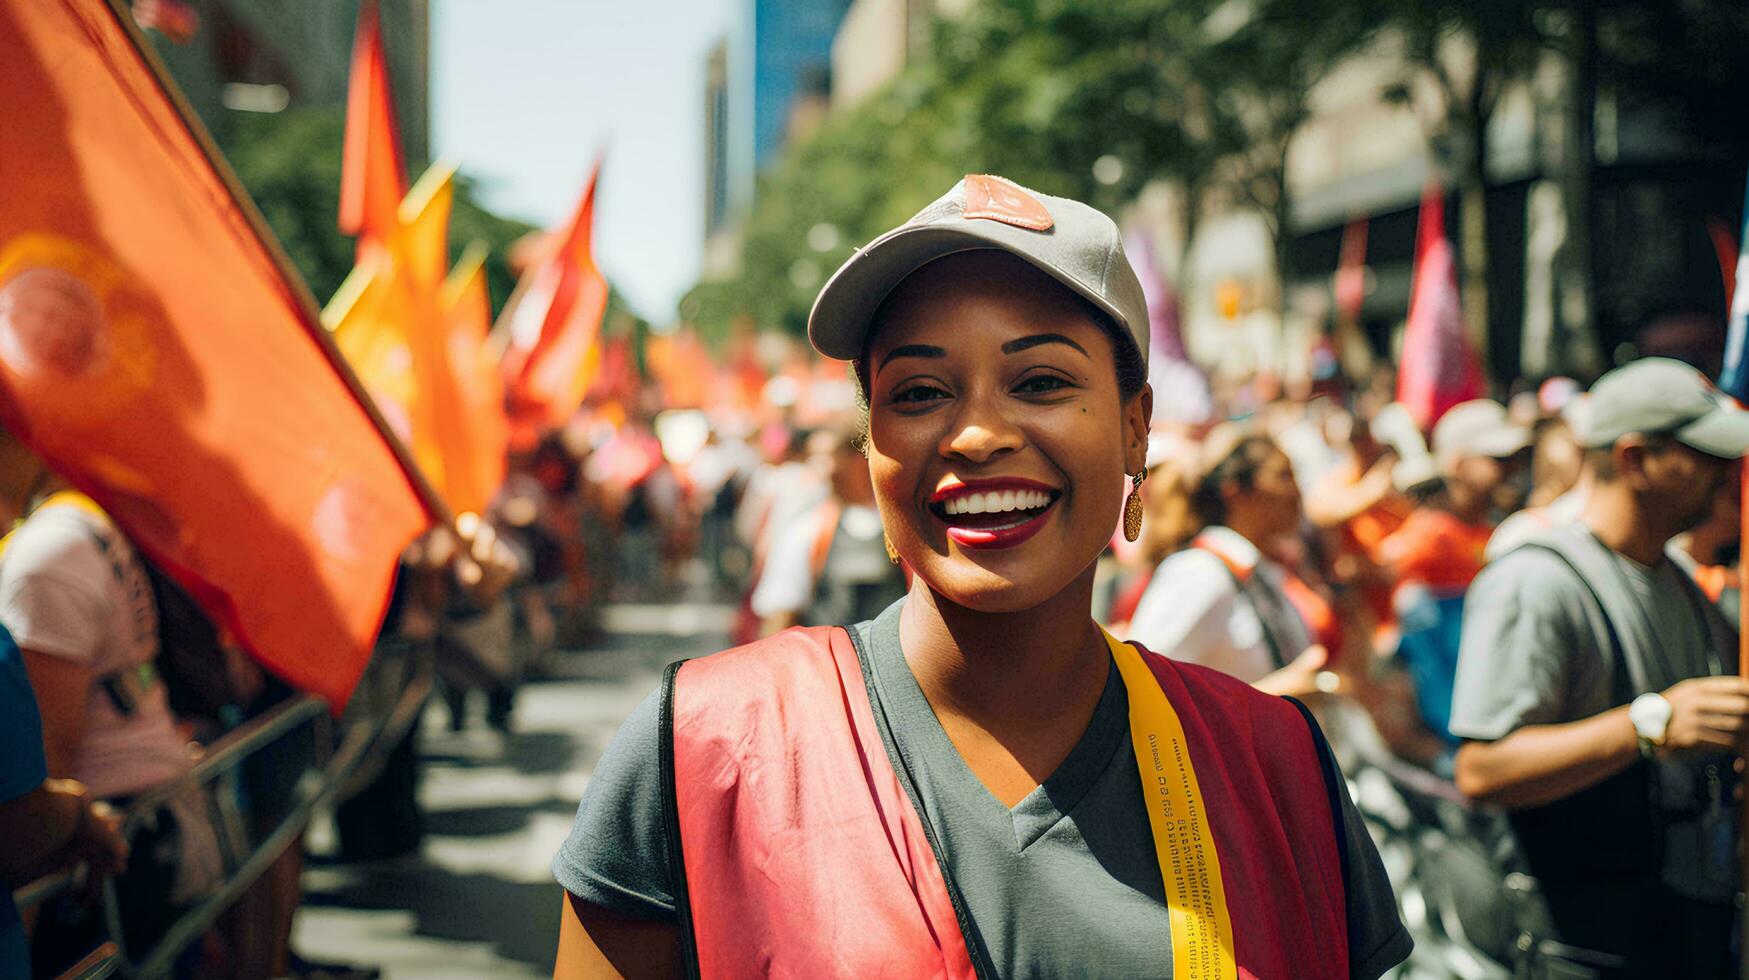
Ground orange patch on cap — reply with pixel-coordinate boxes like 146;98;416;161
962;175;1053;231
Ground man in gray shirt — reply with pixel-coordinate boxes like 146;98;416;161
1450;358;1749;978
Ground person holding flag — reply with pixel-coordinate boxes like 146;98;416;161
1451;358;1749;978
551;176;1409;978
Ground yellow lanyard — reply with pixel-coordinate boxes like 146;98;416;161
1104;628;1238;980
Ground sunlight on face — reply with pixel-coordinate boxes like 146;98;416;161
863;250;1146;612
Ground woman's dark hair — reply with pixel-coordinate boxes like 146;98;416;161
1189;434;1277;529
847;288;1146;449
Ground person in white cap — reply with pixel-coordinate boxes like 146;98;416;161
1375;399;1532;746
552;175;1409;979
1450;357;1749;978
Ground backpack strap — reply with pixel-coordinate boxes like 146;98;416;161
659;660;701;980
1515;543;1638;706
1192;537;1289;670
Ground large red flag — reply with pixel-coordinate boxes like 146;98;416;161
0;0;434;705
500;161;610;449
338;0;406;248
1397;184;1483;430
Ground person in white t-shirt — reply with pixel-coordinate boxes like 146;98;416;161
751;430;905;633
2;494;190;799
0;434;218;970
1128;427;1331;696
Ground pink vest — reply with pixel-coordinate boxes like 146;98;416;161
669;626;1349;978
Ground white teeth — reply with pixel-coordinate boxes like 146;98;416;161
942;488;1055;516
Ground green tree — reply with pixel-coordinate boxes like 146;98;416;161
220;106;538;317
1382;0;1749;377
684;0;1386;340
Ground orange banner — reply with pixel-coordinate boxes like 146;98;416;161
0;0;433;705
440;243;510;516
338;0;406;248
500;160;609;448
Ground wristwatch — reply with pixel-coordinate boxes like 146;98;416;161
1629;692;1672;759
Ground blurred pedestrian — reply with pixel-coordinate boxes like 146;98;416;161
749;428;905;634
1306;409;1409;631
1379;399;1529;743
0;621;128;980
1486;398;1595;561
1451;358;1748;977
1128;426;1337;696
0;434;221;975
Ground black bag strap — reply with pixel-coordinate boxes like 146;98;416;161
658;659;700;980
1192;542;1289;670
1515;543;1637;706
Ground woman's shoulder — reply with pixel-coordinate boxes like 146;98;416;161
674;625;854;701
1130;642;1307;725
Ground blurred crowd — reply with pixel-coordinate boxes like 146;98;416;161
6;325;1743;977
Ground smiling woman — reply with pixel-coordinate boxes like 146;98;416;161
551;177;1411;980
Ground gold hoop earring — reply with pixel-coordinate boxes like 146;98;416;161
1122;471;1145;543
884;534;900;564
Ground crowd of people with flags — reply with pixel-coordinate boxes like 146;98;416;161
3;0;1749;978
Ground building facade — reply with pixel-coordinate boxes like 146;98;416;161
140;0;429;165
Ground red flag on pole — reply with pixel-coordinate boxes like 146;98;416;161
1397;183;1483;430
499;160;610;449
338;0;406;248
0;0;435;705
1335;217;1369;326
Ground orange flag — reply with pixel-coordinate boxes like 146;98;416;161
440;243;510;516
0;0;434;705
326;165;472;507
338;0;405;248
500;160;610;449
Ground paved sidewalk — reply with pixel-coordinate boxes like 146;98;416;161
295;593;733;979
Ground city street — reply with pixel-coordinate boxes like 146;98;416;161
294;581;735;979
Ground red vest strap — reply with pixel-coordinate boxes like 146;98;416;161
671;629;1348;978
672;627;977;978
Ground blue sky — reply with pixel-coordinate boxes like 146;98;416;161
431;0;732;322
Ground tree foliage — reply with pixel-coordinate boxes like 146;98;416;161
684;0;1388;339
221;106;541;318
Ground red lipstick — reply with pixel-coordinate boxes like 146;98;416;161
929;477;1061;551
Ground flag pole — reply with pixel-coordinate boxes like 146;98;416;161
100;0;454;529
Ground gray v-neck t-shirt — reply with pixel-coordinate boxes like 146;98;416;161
553;601;1410;978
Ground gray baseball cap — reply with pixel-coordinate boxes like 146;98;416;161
1578;357;1749;458
807;174;1149;365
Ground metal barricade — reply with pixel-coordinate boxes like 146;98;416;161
11;669;429;979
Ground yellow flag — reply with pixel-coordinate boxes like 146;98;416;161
325;163;463;507
437;241;508;516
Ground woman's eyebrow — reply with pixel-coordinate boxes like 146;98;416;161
877;344;946;370
1002;333;1089;357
